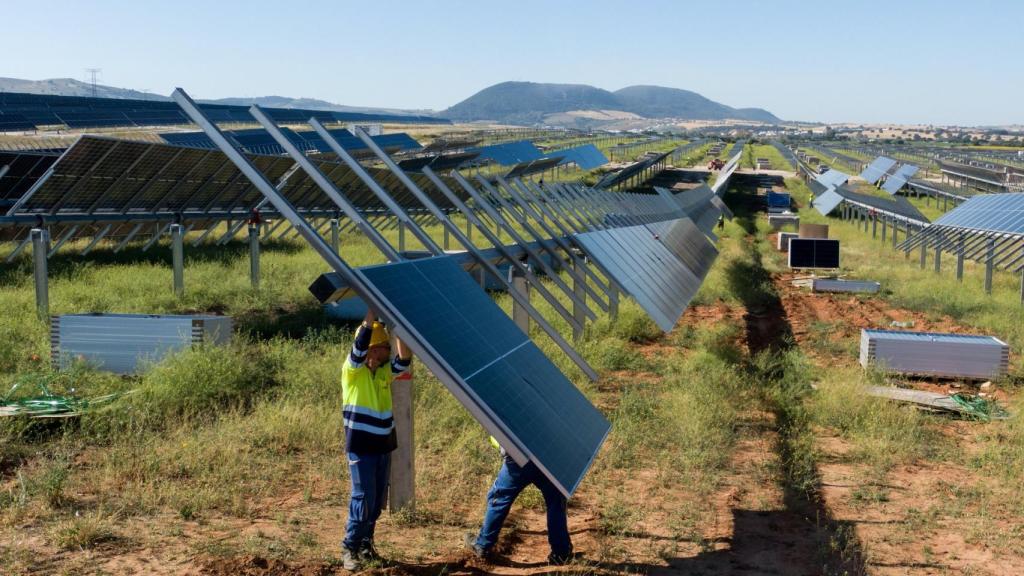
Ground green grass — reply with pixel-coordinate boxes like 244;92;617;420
4;178;1024;571
744;143;792;171
0;216;752;571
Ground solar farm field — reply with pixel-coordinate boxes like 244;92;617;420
2;147;1024;576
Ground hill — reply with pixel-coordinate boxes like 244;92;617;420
613;85;778;123
444;81;780;125
0;77;434;117
0;77;168;100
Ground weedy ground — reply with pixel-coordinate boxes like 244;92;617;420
1;175;1023;575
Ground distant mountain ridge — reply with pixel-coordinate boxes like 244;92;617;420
444;81;780;124
1;77;782;126
0;77;435;117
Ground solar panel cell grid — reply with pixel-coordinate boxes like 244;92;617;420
359;256;609;496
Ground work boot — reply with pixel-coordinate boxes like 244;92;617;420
360;540;382;563
463;532;490;560
342;547;362;571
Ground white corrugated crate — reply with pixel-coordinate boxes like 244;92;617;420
812;279;880;294
859;329;1009;380
768;214;799;230
777;232;799;252
52;313;232;374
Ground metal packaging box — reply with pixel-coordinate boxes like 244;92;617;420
51;313;232;374
777;232;799;252
859;329;1009;380
812;279;880;294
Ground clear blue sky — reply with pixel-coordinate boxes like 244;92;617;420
3;0;1021;126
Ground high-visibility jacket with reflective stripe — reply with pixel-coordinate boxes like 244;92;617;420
342;358;397;454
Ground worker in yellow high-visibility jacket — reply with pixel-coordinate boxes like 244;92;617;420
341;308;411;570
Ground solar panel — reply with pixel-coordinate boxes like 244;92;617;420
9;136;465;218
359;256;610;496
397;152;479;172
504;157;563;179
931;193;1024;234
859;156;898;184
788;239;840;269
815;169;850;189
468;140;544;166
575;221;704;332
0;113;37;132
834;186;929;223
544;144;608;171
892;164;919;180
881;175;909;194
160;128;421;156
814;189;844;215
0;91;451;130
648;217;719;279
0;150;59;204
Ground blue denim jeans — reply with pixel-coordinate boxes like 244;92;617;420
344;451;390;551
475;456;571;557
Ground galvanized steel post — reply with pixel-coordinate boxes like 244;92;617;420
956;233;965;281
171;224;184;297
31;228;50;321
573;259;585;341
985;238;995;294
249;224;260;289
330;218;340;253
510;266;530;334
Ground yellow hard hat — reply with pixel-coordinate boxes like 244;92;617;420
368;321;391;349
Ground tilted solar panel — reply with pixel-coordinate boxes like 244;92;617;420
468;140;544;166
815;169;850;189
648;217;719;279
859;156;898;184
544;144;608;171
881;175;909;194
892;164;919;180
931;193;1024;234
575;221;705;332
814;189;844;216
359;256;610;497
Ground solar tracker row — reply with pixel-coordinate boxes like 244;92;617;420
160;128;421;156
5;136;463;218
0;91;450;130
468;141;544;166
544;144;608;171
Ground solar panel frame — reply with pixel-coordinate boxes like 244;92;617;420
788;238;840;269
814;189;844;215
859;156;898;184
358;256;610;497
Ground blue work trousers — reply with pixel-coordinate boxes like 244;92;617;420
475;456;571;557
344;451;390;551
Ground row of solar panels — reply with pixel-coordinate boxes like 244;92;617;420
859;156;920;193
812;183;929;225
0;91;449;131
898;193;1024;272
6;88;737;501
160;127;422;157
466;140;608;171
0;135;466;219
